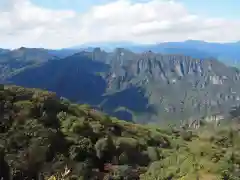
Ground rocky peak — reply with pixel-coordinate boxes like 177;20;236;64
93;47;102;53
91;48;108;62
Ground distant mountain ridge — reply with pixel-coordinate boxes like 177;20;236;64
0;47;80;82
1;47;240;124
69;40;240;67
69;41;139;52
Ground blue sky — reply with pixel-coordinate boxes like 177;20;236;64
1;0;240;48
181;0;240;19
31;0;114;13
31;0;240;19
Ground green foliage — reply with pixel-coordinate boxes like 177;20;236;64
180;130;194;141
95;136;115;160
108;165;139;180
69;137;93;161
0;85;240;180
115;137;138;151
147;147;160;162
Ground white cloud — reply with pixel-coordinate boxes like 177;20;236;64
0;0;240;49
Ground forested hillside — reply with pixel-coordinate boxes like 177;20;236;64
0;85;240;180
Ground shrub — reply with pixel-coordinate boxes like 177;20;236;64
95;137;115;160
108;165;139;180
147;147;160;162
181;130;193;141
69;137;93;161
115;137;138;151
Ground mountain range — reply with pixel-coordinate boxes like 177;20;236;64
1;45;240;125
71;40;240;67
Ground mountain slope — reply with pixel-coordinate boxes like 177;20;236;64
3;49;240;124
0;47;57;82
0;48;10;54
6;52;110;104
0;47;80;82
105;50;240;122
0;85;240;180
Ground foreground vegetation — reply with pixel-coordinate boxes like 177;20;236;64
0;85;240;180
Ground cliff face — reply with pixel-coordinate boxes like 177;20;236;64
102;50;240;122
107;50;238;83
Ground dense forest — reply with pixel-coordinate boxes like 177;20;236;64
0;85;240;180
